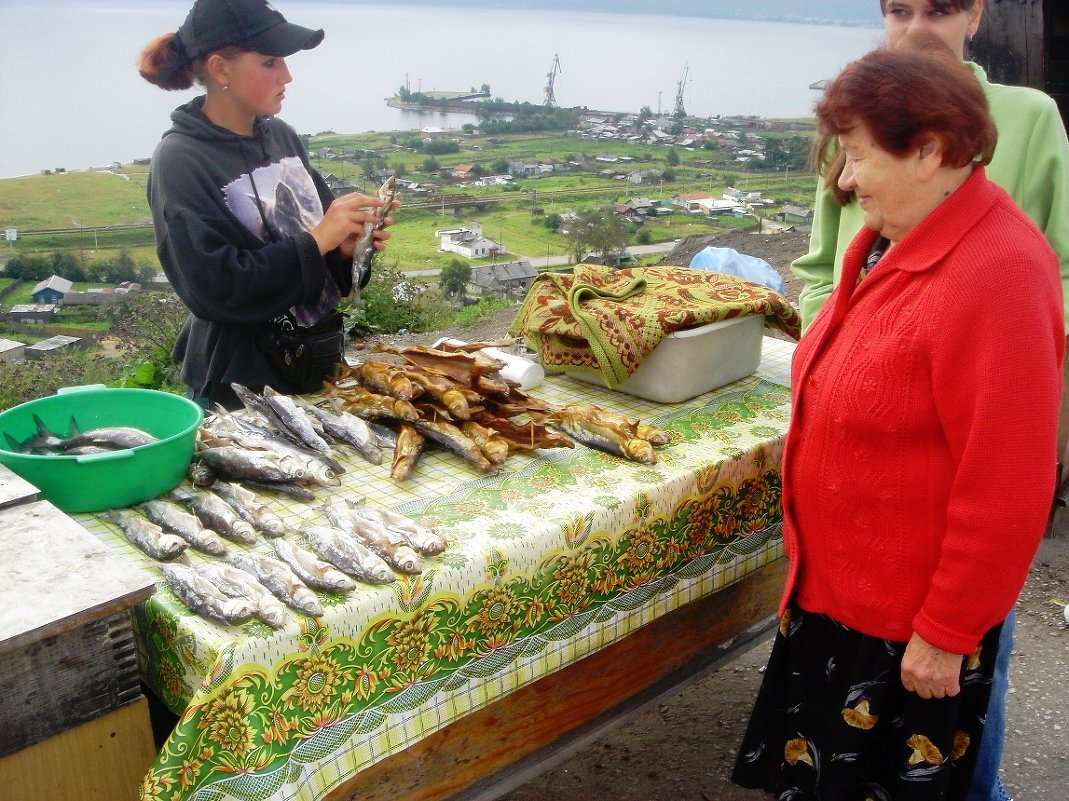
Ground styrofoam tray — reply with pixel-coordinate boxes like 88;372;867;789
569;314;764;403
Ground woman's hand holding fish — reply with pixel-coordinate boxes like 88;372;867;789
311;192;397;257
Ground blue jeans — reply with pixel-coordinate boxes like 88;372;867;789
967;608;1015;801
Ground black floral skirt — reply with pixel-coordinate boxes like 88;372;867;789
731;606;1001;800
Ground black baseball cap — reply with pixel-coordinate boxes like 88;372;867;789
176;0;324;60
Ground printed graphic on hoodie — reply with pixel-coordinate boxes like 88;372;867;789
223;156;338;329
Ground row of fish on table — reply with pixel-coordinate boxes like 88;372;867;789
108;489;445;628
5;341;670;626
323;339;671;476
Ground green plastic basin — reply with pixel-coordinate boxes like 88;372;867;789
0;385;204;513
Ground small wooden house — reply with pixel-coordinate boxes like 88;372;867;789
31;276;73;305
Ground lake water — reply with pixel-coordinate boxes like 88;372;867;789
0;1;884;179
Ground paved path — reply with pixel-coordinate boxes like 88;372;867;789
402;241;678;277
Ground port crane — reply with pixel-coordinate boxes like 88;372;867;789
673;62;689;117
543;53;562;107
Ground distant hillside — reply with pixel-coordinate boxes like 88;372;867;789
305;0;882;27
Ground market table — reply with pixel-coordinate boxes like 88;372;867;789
75;336;795;801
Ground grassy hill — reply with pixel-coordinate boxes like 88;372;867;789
0;128;818;271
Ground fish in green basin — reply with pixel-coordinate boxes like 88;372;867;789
5;414;158;455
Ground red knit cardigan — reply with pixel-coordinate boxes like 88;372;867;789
780;167;1064;655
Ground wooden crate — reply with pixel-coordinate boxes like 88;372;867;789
0;468;158;796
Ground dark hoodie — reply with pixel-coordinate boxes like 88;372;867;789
147;96;365;408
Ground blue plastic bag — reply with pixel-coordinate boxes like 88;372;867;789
688;246;786;295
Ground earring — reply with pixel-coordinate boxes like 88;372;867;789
223;85;229;91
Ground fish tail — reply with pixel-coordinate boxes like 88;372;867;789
32;413;55;438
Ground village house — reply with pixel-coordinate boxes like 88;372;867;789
0;338;26;363
451;164;475;179
322;173;356;195
673;191;715;214
695;197;748;217
24;334;86;360
613;198;658;223
31;275;73;305
468;260;537;299
7;304;58;324
779;204;814;227
436;222;503;260
626;169;665;186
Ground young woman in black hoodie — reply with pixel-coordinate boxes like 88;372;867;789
138;0;395;409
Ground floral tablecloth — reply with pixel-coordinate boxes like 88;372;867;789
76;337;794;801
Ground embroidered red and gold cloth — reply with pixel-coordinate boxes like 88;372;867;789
510;264;800;388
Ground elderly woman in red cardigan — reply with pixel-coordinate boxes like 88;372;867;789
731;38;1063;800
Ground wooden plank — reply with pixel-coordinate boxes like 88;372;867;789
0;697;157;801
0;611;144;757
0;463;38;509
972;0;1045;87
326;556;787;801
0;500;155;654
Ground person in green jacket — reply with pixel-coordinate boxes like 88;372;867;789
789;3;1069;800
794;0;1069;334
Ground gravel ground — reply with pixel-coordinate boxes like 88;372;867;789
386;229;1069;800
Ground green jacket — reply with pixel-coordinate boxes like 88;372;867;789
793;62;1069;332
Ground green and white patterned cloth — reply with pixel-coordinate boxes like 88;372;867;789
76;338;795;801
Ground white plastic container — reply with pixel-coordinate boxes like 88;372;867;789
569;314;764;403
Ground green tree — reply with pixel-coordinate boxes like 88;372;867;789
665;148;680;167
566;207;628;264
542;213;562;231
422;156;440;173
438;257;472;299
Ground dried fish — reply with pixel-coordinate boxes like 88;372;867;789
172;486;259;545
325;381;420;423
367;420;399;448
300;524;395;584
326;498;421;574
261;386;336;460
243;479;317;503
460;420;510;465
469;414;575;452
195;445;309;485
356;360;422;401
204;408;341;487
292;395;382;465
195;560;288;628
390;423;425;480
211;481;287;538
348;175;397;301
231;384;344;474
414;420;495;473
187;459;218;487
272;537;357;593
138;498;229;556
225;550;323;616
161;563;257;625
546;405;657;465
106;508;188;561
350;496;447;556
407;368;472;420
